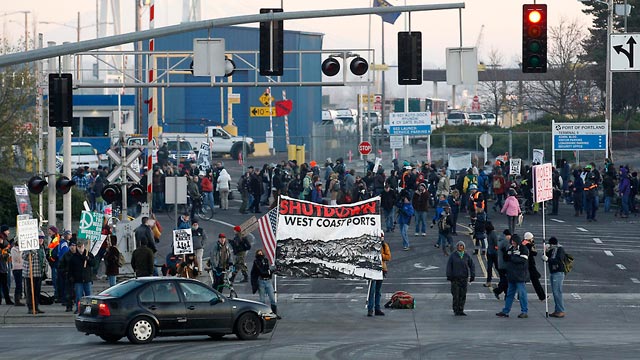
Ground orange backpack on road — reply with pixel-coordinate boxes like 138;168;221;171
384;291;415;309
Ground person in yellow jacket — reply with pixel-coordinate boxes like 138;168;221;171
367;233;392;316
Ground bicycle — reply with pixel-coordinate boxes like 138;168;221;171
188;193;215;221
206;267;237;299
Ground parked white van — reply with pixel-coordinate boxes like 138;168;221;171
56;142;100;173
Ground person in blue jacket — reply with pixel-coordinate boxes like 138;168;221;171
396;192;415;251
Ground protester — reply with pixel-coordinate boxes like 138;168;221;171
191;220;207;275
131;239;154;278
367;234;391;317
230;226;252;283
501;188;521;234
22;233;46;314
0;225;14;305
542;236;567;318
496;234;530;318
250;248;280;318
10;240;24;306
103;237;121;287
68;241;96;314
397;192;415;251
446;241;475;316
523;232;547;301
493;229;512;300
209;233;234;291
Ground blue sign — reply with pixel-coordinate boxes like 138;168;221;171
389;125;432;136
553;134;606;151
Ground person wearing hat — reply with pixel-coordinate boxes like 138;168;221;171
493;229;512;300
251;248;281;318
209;233;234;291
191;220;207;275
542;237;567;318
501;188;521;234
55;230;72;305
412;183;429;237
496;234;530;318
583;164;599;222
396;192;415;251
230;226;253;283
46;226;60;299
0;225;14;305
523;232;547;301
446;241;475;316
435;199;454;255
21;232;47;314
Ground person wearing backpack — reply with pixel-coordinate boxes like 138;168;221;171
491;168;506;212
230;226;253;283
542;236;567;318
436;201;454;255
103;236;121;287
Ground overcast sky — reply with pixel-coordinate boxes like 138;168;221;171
2;1;593;102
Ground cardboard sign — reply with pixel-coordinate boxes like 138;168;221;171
17;218;39;251
173;229;193;255
510;158;522;175
533;163;553;203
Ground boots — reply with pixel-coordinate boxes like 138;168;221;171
271;304;282;319
240;271;249;283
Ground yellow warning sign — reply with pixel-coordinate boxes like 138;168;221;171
250;107;276;117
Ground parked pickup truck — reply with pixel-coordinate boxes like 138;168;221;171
161;126;254;160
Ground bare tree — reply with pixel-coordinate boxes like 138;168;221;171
479;48;512;123
524;18;600;118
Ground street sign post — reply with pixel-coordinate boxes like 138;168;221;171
358;141;372;155
479;132;493;166
259;92;274;106
250;106;276;117
388;112;432;135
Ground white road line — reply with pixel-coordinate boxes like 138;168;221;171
571;293;582;300
604;250;614;256
478;293;486;300
593;238;603;244
576;227;588;232
355;286;364;290
551;219;565;223
631;278;640;284
617;264;627;270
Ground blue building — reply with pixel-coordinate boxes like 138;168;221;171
144;26;323;152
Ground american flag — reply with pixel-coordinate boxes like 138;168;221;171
258;207;279;265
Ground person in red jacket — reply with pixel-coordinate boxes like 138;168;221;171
200;172;215;212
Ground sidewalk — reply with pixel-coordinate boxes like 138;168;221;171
0;274;255;325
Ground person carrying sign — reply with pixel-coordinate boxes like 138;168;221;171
21;232;47;314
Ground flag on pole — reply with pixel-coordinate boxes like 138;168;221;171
258;207;278;265
373;0;401;25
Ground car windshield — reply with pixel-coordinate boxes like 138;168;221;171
448;113;464;119
167;141;193;151
71;145;95;156
337;116;354;124
469;114;483;120
99;279;144;297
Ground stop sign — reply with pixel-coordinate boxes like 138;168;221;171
358;141;372;155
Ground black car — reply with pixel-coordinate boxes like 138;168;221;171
75;277;278;344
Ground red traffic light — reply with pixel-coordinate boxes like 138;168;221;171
56;176;76;195
350;57;369;76
101;184;121;205
321;58;340;77
127;184;146;204
27;176;48;195
528;10;542;24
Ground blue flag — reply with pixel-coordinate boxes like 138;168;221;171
373;0;401;25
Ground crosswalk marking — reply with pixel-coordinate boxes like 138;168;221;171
551;219;565;223
577;227;588;232
631;278;640;284
617;264;627;270
593;238;603;244
571;293;582;300
604;250;614;256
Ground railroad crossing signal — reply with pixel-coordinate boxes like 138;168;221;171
106;148;142;183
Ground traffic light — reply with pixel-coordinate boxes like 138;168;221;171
101;184;121;205
259;8;284;76
321;58;340;76
522;4;547;73
27;176;48;195
398;31;422;85
127;183;146;204
48;73;73;127
56;176;76;194
350;57;369;76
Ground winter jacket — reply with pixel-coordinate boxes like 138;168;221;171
487;231;499;255
200;176;213;192
501;195;521;216
396;202;415;225
546;245;567;274
446;251;475;279
381;241;391;273
380;189;397;211
192;227;207;251
131;245;154;277
68;249;96;283
505;243;530;283
209;240;234;269
619;168;631;196
436;176;450;197
217;169;231;190
103;246;120;276
496;235;510;270
412;189;430;212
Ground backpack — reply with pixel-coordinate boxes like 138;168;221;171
438;214;451;232
384;291;415;309
563;253;574;273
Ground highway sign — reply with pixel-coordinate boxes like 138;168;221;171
552;121;607;151
390;135;404;149
259;92;274;106
389;112;432;136
533;163;553;203
358;141;372;155
250;106;276;117
611;33;639;71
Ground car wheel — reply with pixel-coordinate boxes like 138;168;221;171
235;312;261;340
230;143;246;160
127;317;156;344
99;334;122;343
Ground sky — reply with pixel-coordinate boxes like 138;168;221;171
1;1;593;101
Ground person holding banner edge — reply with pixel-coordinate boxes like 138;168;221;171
367;234;391;317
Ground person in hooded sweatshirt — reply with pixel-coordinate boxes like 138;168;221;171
217;168;232;210
446;241;475;316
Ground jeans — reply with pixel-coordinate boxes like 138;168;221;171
204;191;215;210
414;211;427;234
550;272;565;313
108;275;117;287
74;282;92;312
258;278;276;305
367;279;383;311
438;233;452;252
400;223;410;248
604;196;612;212
508;216;517;235
493;193;505;210
621;194;630;215
153;191;165;212
383;208;395;232
502;281;528;314
585;196;597;220
50;266;58;298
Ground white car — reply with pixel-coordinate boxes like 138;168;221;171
337;116;357;133
483;112;497;126
446;112;469;126
468;113;487;126
56;142;100;173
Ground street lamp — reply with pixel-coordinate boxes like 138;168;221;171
1;10;31;51
579;0;613;160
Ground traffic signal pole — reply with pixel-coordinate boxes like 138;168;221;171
46;49;57;229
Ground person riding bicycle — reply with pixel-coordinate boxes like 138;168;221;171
208;233;234;291
187;176;201;220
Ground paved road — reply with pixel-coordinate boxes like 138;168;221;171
2;159;640;358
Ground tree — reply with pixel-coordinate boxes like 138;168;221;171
0;43;37;173
479;48;511;123
524;18;599;118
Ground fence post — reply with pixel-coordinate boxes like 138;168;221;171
527;130;531;163
509;130;513;159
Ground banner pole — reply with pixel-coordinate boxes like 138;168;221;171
366;280;372;309
542;199;549;318
29;253;35;315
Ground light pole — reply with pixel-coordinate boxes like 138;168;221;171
39;12;84;79
2;10;31;51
